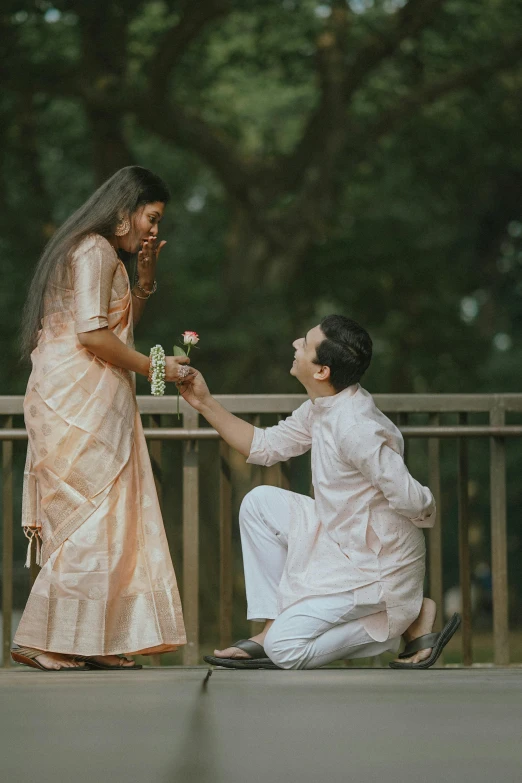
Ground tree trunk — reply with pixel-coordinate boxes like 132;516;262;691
86;106;134;184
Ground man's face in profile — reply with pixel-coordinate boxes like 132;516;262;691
290;325;325;387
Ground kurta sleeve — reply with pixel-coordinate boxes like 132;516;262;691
247;401;313;467
72;236;119;334
341;422;436;527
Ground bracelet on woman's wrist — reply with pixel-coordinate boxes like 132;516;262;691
149;345;166;396
133;278;157;299
133;288;150;300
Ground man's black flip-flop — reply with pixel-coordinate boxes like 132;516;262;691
204;639;280;670
389;613;461;669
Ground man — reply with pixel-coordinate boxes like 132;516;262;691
180;315;460;669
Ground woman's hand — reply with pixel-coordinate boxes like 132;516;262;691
137;235;166;292
164;355;193;383
177;370;212;411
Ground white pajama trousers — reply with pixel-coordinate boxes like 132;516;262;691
239;486;400;669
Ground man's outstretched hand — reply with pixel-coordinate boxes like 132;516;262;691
177;369;212;411
177;369;254;457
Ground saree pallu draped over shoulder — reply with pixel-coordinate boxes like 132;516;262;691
15;234;186;656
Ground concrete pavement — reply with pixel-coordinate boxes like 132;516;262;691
1;666;521;783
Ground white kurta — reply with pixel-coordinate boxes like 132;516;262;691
247;384;436;642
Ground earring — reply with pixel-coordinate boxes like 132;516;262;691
115;218;130;236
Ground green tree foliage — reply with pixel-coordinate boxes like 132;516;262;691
1;0;522;395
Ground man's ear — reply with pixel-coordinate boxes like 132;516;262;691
313;365;331;382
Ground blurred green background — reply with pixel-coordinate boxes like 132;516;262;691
1;0;522;660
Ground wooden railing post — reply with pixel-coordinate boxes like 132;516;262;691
250;415;263;490
2;418;13;668
183;407;200;665
249;415;265;637
30;541;41;586
397;412;409;463
149;413;163;501
458;413;473;666
490;400;509;665
219;440;233;650
148;414;163;667
428;414;444;637
275;415;291;490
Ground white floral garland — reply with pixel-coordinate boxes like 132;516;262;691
149;344;166;396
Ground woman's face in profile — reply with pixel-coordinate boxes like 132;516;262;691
117;201;165;253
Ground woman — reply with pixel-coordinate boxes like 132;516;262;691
13;166;190;670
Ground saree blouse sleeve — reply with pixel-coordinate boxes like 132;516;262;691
72;234;119;334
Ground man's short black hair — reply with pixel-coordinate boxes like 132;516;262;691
313;315;372;393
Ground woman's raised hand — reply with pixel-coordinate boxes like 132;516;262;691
165;355;194;383
137;235;166;291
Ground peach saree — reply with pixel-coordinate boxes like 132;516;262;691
14;234;186;656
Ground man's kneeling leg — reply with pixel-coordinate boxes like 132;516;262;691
264;594;399;670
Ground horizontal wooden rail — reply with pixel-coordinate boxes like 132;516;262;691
2;425;522;441
401;426;522;437
1;392;522;416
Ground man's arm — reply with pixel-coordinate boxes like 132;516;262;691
179;370;312;463
342;423;436;527
199;396;255;458
179;370;254;456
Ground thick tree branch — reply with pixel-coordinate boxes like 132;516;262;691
70;2;134;181
136;100;254;203
344;0;448;98
264;29;522;283
0;9;80;98
139;0;258;217
0;63;81;99
143;103;290;251
266;0;350;193
135;98;294;248
148;0;230;97
270;1;446;196
362;36;522;147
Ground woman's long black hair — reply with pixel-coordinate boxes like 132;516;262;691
20;165;170;361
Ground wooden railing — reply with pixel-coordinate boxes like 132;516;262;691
2;393;522;668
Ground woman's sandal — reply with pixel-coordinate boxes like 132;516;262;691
389;613;462;669
204;639;280;670
11;646;88;672
77;655;142;671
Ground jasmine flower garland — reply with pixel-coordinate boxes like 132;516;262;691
149;345;166;396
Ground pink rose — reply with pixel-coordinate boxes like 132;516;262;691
182;331;200;346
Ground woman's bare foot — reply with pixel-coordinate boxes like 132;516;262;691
393;597;437;665
88;655;137;668
33;651;86;670
213;621;274;659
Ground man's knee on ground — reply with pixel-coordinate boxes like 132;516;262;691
264;626;308;670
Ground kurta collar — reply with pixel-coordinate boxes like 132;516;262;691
311;384;359;409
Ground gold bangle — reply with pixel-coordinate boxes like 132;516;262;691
132;288;151;300
134;278;157;297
